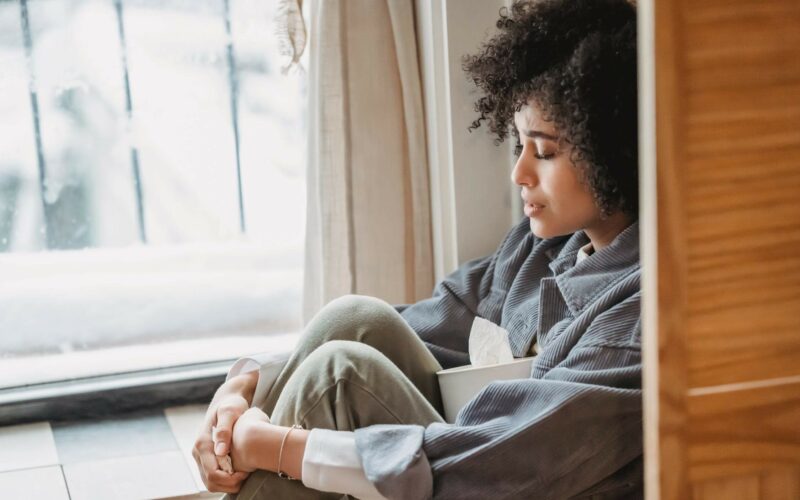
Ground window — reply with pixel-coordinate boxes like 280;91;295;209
0;0;306;396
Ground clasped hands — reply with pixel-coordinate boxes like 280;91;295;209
191;372;271;494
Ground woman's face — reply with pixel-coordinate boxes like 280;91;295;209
511;100;605;240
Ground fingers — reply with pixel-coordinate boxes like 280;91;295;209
215;450;234;474
214;409;237;456
193;415;233;490
213;395;250;455
194;439;250;493
192;388;256;493
193;407;219;467
193;432;216;481
206;469;250;494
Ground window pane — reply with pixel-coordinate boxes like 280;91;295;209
0;0;306;389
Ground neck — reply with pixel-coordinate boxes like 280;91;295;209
584;211;633;251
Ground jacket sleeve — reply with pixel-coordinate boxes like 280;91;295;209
355;297;643;500
395;219;532;368
395;255;492;368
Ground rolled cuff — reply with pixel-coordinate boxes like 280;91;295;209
354;425;433;500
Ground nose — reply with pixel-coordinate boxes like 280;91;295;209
511;145;538;187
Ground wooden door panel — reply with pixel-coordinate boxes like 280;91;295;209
643;0;800;497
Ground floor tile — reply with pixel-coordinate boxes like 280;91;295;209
63;450;198;500
53;410;178;464
0;465;70;499
0;421;59;472
164;405;209;491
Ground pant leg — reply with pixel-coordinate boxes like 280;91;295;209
230;340;445;500
260;295;443;417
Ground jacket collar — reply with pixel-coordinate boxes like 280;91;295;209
546;221;640;316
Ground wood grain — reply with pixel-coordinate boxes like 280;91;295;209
693;475;760;500
761;467;800;500
646;0;800;497
686;381;800;482
678;0;800;388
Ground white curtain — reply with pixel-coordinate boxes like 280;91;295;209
302;0;434;321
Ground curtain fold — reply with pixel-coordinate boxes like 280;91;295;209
303;0;434;322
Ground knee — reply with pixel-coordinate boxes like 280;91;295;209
274;340;394;426
304;340;383;381
323;294;395;320
310;294;400;339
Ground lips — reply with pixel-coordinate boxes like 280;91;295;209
523;202;545;217
520;190;544;207
520;190;545;216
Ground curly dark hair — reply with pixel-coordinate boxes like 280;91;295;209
463;0;638;217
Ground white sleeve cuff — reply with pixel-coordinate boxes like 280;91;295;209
226;358;261;380
226;350;292;380
302;429;387;500
226;349;292;409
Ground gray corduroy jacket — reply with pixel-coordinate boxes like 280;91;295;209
354;218;643;500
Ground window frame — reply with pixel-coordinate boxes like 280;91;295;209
415;0;519;280
0;360;230;426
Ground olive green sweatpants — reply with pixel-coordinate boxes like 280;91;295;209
225;295;445;500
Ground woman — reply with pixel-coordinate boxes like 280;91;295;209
194;0;641;498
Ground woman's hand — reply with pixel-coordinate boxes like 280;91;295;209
230;407;272;473
192;372;258;493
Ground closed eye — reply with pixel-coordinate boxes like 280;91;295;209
515;138;557;160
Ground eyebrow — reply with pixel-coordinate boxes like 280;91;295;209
520;129;559;141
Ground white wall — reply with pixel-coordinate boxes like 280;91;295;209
416;0;520;280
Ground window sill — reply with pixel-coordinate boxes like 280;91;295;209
0;361;223;427
0;332;299;427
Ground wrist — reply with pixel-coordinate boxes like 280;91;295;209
277;425;309;480
243;421;281;471
244;422;309;479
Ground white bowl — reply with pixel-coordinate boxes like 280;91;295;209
436;356;535;423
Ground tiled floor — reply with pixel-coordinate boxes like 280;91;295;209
0;405;222;500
